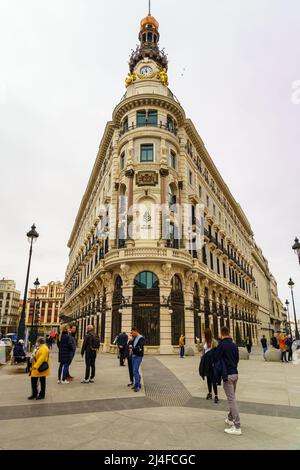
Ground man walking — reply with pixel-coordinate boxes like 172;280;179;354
260;335;268;355
215;326;242;436
179;334;185;358
117;331;128;366
81;325;100;383
285;335;293;362
131;327;145;392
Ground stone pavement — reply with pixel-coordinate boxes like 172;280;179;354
0;349;300;450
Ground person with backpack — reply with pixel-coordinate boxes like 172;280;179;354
81;325;100;383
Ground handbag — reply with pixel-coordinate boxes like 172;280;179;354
38;361;49;373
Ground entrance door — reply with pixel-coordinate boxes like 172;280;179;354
111;276;123;343
133;272;160;346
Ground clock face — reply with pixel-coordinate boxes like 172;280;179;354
140;66;153;77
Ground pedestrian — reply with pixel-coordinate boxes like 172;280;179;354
117;331;128;366
279;334;288;362
46;335;52;349
126;335;134;387
57;326;74;384
260;335;268;355
28;337;50;400
13;339;26;363
179;334;185;358
285;334;293;362
198;328;219;403
67;324;77;380
131;327;145;392
214;326;242;435
81;325;100;383
245;336;252;354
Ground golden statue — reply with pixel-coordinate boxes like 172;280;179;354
125;72;137;87
157;67;168;86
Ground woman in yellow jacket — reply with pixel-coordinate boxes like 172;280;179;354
28;337;50;400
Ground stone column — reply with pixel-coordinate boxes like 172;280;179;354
160;286;173;354
125;169;135;244
113;182;120;248
121;284;134;335
159;168;169;243
101;273;113;353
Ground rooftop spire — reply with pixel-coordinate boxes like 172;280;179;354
148;0;151;16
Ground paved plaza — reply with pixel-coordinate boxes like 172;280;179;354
0;348;300;450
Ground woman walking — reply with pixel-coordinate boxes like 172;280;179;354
199;329;219;403
57;326;74;384
28;337;50;400
179;334;185;358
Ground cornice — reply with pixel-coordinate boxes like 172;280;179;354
67;121;115;248
112;93;186;127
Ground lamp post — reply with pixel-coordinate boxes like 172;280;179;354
288;278;299;340
17;224;39;341
292;237;300;266
285;299;292;340
29;278;40;347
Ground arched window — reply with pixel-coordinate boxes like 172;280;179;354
170;150;176;169
134;272;159;289
171;274;182;292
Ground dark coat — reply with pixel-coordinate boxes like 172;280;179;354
69;335;76;358
199;349;215;380
214;338;239;376
81;331;96;356
13;343;25;358
285;337;293;349
132;336;145;357
117;333;128;348
58;332;74;364
261;337;267;348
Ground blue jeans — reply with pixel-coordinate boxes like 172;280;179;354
58;362;69;381
180;346;185;357
263;347;267;354
281;351;287;362
132;356;143;389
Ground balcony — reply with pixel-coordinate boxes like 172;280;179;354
119;122;178;138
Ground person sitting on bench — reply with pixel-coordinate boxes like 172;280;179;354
13;339;26;363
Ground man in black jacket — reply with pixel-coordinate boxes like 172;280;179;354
214;326;242;436
117;332;128;366
131;327;145;392
81;325;99;383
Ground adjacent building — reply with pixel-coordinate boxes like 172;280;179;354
63;11;285;352
0;279;21;335
25;281;64;334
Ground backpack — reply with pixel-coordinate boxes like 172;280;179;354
91;335;101;350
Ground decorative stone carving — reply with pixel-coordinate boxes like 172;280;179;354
120;263;131;286
125;169;135;178
161;263;172;285
136;171;158;187
159;168;169;177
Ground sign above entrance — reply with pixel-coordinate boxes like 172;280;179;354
136;171;158;187
139;303;154;307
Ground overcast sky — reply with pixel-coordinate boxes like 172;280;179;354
0;0;299;317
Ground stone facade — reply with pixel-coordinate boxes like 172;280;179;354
63;13;284;352
25;281;64;334
0;279;21;335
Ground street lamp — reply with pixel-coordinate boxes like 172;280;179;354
285;299;292;340
17;224;39;341
292;237;300;266
288;278;300;340
29;278;40;347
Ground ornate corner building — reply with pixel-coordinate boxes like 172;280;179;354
63;12;285;352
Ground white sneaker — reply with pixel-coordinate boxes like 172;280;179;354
61;380;70;384
225;418;234;426
89;379;95;383
57;380;61;384
81;379;90;383
224;426;242;435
